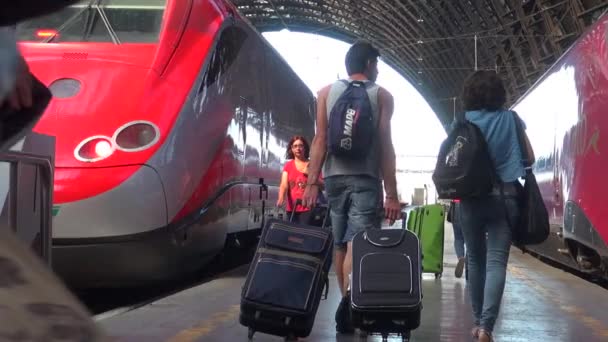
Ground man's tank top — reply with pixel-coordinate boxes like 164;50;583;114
323;79;381;179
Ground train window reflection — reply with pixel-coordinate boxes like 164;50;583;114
17;0;167;44
203;27;248;89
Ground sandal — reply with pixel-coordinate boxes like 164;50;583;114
478;329;493;342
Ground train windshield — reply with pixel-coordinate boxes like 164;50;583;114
17;0;167;44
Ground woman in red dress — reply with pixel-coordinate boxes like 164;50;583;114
277;136;322;224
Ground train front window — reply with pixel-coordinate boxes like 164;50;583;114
17;0;167;44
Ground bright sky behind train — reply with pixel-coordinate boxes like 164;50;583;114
263;30;447;164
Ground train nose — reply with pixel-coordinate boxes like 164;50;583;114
52;164;167;239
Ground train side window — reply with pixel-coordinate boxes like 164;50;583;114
537;157;546;171
16;0;167;43
203;26;247;89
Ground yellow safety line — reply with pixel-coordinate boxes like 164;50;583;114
508;264;608;338
166;304;241;342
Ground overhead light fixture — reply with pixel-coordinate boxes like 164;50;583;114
417;57;423;61
417;40;423;44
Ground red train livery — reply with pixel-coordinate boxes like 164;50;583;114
18;0;315;288
513;14;608;280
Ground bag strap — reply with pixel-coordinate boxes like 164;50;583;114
499;111;531;234
341;79;375;89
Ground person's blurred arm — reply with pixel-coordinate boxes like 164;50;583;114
0;25;32;110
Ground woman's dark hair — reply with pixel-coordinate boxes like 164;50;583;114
462;70;507;111
345;41;380;75
285;136;310;160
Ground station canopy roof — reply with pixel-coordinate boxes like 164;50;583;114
231;0;608;127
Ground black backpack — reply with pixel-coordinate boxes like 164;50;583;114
432;119;497;199
327;80;375;160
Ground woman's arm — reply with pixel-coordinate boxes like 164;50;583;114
514;111;536;166
522;131;536;165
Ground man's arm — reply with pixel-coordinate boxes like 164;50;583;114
378;88;397;198
377;87;400;224
302;86;330;208
305;87;329;185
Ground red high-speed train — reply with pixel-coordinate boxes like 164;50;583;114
513;14;608;280
17;0;315;288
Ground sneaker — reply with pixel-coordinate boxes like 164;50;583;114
335;293;354;334
455;257;466;278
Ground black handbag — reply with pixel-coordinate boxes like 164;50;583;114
510;112;550;246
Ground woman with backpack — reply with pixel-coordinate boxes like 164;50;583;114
457;70;535;342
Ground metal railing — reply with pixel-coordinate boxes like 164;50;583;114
0;150;54;266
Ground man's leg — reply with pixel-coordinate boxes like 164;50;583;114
342;176;381;293
453;202;467;278
323;177;349;295
324;176;354;333
342;241;354;294
334;246;346;296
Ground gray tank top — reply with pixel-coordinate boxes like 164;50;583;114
323;79;381;179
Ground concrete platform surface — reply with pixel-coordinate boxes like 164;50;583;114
100;223;608;341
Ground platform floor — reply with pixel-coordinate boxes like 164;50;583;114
100;223;608;341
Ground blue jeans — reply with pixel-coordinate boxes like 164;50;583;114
324;175;381;249
452;202;466;258
453;224;466;259
459;196;518;333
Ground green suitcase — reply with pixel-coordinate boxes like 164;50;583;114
407;204;445;278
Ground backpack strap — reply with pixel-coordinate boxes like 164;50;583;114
341;79;375;89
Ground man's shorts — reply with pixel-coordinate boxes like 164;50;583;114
324;175;381;250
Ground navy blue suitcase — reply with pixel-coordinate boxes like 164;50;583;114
239;204;333;341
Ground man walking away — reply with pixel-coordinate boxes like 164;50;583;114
302;41;401;334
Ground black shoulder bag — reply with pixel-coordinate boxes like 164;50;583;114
510;111;550;247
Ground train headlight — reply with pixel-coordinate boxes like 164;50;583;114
94;140;112;158
75;136;115;162
114;121;160;152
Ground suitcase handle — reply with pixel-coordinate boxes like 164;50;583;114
289;199;331;230
363;212;408;247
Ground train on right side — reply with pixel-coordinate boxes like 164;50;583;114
512;13;608;281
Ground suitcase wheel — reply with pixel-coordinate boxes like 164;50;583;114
284;333;297;341
247;328;255;341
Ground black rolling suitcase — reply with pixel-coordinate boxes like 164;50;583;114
240;201;333;341
350;213;423;342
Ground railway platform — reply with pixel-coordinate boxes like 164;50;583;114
99;223;608;341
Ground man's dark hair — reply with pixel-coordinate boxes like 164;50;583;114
462;70;507;111
345;41;380;75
